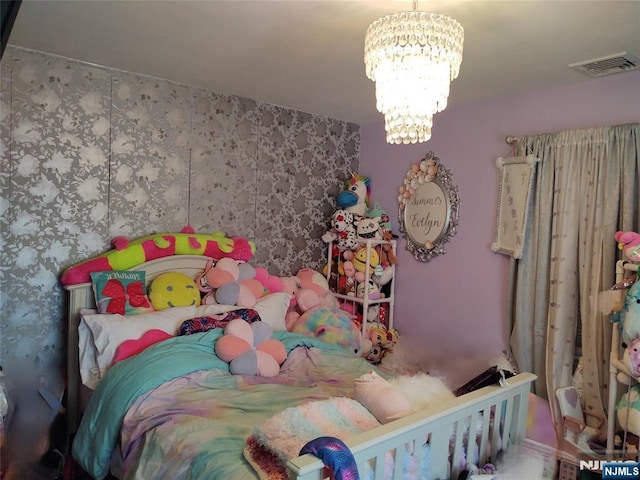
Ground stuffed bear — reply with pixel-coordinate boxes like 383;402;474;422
214;319;287;377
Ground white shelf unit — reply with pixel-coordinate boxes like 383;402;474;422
324;238;396;337
606;260;640;458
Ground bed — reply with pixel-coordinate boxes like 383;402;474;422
64;252;536;480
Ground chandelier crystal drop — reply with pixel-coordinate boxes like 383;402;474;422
364;11;464;144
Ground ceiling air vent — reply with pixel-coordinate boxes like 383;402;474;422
569;51;640;77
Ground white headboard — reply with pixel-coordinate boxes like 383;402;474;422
64;254;213;446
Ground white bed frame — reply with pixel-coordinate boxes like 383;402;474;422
65;254;536;480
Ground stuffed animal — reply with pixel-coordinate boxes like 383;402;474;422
616;384;640;437
616;279;640;346
623;337;640;379
365;322;399;365
352;246;379;276
337;173;370;217
284;268;339;330
355;216;382;242
253;267;285;295
616;231;640;263
356;278;383;301
214;319;287;377
60;226;255;285
195;258;264;307
148;272;201;310
322;209;360;252
291;307;363;355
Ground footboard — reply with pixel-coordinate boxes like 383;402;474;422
287;372;536;480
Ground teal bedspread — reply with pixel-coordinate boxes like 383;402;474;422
72;329;375;480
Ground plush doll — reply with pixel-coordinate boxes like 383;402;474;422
284;268;339;330
340;259;361;297
364;322;399;365
196;258;264;307
616;230;640;263
291;307;363;355
215;319;287;377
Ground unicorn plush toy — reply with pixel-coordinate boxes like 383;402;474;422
337;173;370;217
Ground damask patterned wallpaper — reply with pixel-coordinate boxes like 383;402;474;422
0;46;359;391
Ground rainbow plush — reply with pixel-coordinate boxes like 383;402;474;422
291;307;362;355
60;227;255;286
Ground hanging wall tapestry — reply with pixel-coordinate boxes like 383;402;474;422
491;155;539;259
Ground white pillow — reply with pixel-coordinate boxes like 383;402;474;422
193;292;291;331
79;305;199;387
78;294;291;388
252;292;291;331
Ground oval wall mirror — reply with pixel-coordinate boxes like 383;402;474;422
398;151;460;262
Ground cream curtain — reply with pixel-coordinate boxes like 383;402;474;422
509;123;639;437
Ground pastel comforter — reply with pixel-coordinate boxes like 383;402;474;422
72;329;377;480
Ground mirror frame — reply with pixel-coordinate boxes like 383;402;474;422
398;151;460;262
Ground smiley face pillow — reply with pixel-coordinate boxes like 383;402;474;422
148;272;201;310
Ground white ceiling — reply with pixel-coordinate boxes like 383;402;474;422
7;0;640;125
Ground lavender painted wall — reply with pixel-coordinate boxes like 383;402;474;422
360;70;640;367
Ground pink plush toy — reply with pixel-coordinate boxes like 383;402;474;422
254;267;285;294
196;258;264;307
215;319;287;377
616;231;640;263
284;269;339;330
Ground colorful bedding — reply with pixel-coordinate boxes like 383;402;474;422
72;329;376;480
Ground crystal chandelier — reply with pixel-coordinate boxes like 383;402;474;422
364;3;464;144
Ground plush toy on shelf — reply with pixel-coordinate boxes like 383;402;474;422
215;319;287;377
616;279;640;347
337;173;370;217
616;230;640;264
322;209;361;252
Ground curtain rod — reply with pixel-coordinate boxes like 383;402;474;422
505;135;519;145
